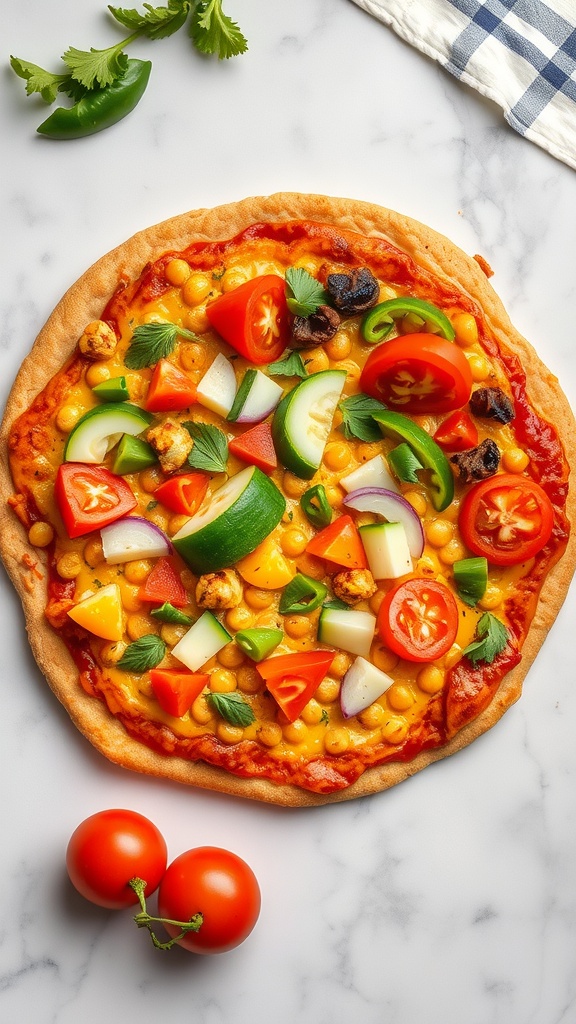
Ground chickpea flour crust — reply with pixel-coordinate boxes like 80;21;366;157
0;193;575;807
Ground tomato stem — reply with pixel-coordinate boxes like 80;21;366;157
129;877;203;951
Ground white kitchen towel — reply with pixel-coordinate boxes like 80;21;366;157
351;0;576;170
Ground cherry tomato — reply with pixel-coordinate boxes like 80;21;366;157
66;809;167;909
157;847;261;954
206;275;290;364
360;333;473;414
459;473;554;566
434;410;478;451
55;463;137;538
378;578;459;662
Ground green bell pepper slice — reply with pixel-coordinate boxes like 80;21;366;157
361;297;455;344
37;59;151;140
371;409;454;511
92;376;130;403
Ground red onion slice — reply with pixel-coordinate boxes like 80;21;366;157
343;487;425;558
101;516;171;564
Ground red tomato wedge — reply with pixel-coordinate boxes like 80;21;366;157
228;421;277;473
434;410;478;451
256;650;335;721
378;578;459;662
206;275;290;364
459;473;554;566
139;557;188;606
145;359;197;413
306;514;367;569
55;463;137;539
154;472;209;516
360;333;473;414
150;669;209;717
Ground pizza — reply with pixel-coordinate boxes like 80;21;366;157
1;193;574;807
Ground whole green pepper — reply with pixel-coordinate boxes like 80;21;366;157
371;409;454;511
361;297;455;344
36;58;151;139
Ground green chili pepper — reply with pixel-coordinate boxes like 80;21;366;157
387;442;424;484
92;376;130;403
234;628;284;661
361;297;455;345
279;573;328;615
36;59;151;140
371;409;454;511
300;484;332;529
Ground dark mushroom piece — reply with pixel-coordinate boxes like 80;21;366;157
291;305;341;348
469;387;515;424
325;267;380;316
450;438;501;484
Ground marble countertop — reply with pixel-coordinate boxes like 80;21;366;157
2;1;576;1021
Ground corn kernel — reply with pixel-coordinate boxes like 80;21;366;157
28;521;54;547
453;312;479;347
503;448;529;473
444;644;463;670
165;258;191;287
417;664;445;694
324;727;350;754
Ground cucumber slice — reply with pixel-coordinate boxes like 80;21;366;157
272;370;346;479
341;454;399;494
112;434;157;475
228;368;283;423
359;521;413;579
172;611;231;672
172;465;286;574
64;403;152;464
318;606;376;657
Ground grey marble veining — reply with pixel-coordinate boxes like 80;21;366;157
2;1;575;1021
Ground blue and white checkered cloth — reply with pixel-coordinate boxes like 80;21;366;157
351;0;576;170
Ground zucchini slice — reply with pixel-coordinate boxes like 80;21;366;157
64;403;152;464
272;370;346;478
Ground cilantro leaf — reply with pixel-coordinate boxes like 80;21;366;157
267;350;308;379
124;321;200;368
462;613;509;666
189;0;248;59
109;0;191;40
338;393;387;442
285;267;329;317
9;56;71;103
184;421;229;473
62;41;129;89
118;634;166;673
206;691;256;727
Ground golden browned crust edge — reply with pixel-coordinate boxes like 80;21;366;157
1;192;575;807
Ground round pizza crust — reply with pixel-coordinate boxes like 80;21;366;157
1;192;575;807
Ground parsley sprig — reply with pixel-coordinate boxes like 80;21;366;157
184;421;229;473
118;634;167;673
206;691;256;727
267;351;309;379
462;613;509;666
124;321;201;368
285;267;329;317
338;393;387;442
10;0;247;135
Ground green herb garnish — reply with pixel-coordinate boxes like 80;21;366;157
118;634;166;673
388;442;424;483
190;0;248;59
205;691;256;727
462;613;508;665
124;321;201;369
150;602;194;626
285;267;329;317
184;421;229;473
109;0;192;40
267;350;308;379
338;393;387;442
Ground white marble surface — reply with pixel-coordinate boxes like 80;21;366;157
2;1;576;1021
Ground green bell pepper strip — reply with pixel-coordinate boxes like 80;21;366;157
150;603;194;627
279;573;328;615
300;484;332;529
371;409;454;511
453;557;488;606
361;298;455;344
234;628;284;661
92;376;130;403
36;59;151;140
112;434;157;475
387;442;424;484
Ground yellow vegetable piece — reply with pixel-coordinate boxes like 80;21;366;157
236;533;296;590
67;583;124;641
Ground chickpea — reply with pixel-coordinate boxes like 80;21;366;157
222;268;248;292
315;676;340;703
324;331;352;361
439;539;467;565
479;585;503;610
180;568;196;591
257;722;283;747
280;527;308;558
83;538;104;568
28;521;54;548
323;442;351;472
452;312;479;347
330;651;351;678
191;695;212;724
124;560;151;585
283;719;307;744
218;642;245;669
426;518;454;547
160;624;188;647
244;587;274;610
417;664;445;694
372;644;399;674
333;358;361;384
382;717;408;745
295;553;325;580
282;472;309;498
179;342;206;372
225;606;254;632
56;551;83;579
324;728;350;755
284;615;312;639
56;405;82;433
100;640;127;666
303;347;330;374
503;448;529;473
369;589;385;615
139;466;163;493
126;614;156;641
85;362;111;388
300;699;324;725
357;442;382;463
404;490;428;517
358;703;385;729
182;273;212;306
185;306;210;333
209;668;237;693
387;684;414;712
236;665;262;694
165;258;191;287
467;353;490;381
168;514;190;536
216;722;244;745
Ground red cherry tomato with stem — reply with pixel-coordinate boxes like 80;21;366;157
378;577;459;662
459;473;554;566
360;333;473;414
157;847;261;954
66;809;167;909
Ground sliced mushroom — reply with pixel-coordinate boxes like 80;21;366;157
325;267;380;316
450;439;501;484
469;387;515;424
291;305;341;348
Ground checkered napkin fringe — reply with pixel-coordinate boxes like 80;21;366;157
351;0;576;170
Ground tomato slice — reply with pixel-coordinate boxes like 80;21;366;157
55;463;137;538
256;650;335;721
306;515;367;569
206;275;290;364
360;333;473;414
229;421;278;474
150;669;209;717
145;359;197;413
139;557;188;606
434;410;478;451
154;472;209;516
378;578;459;662
459;473;554;566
